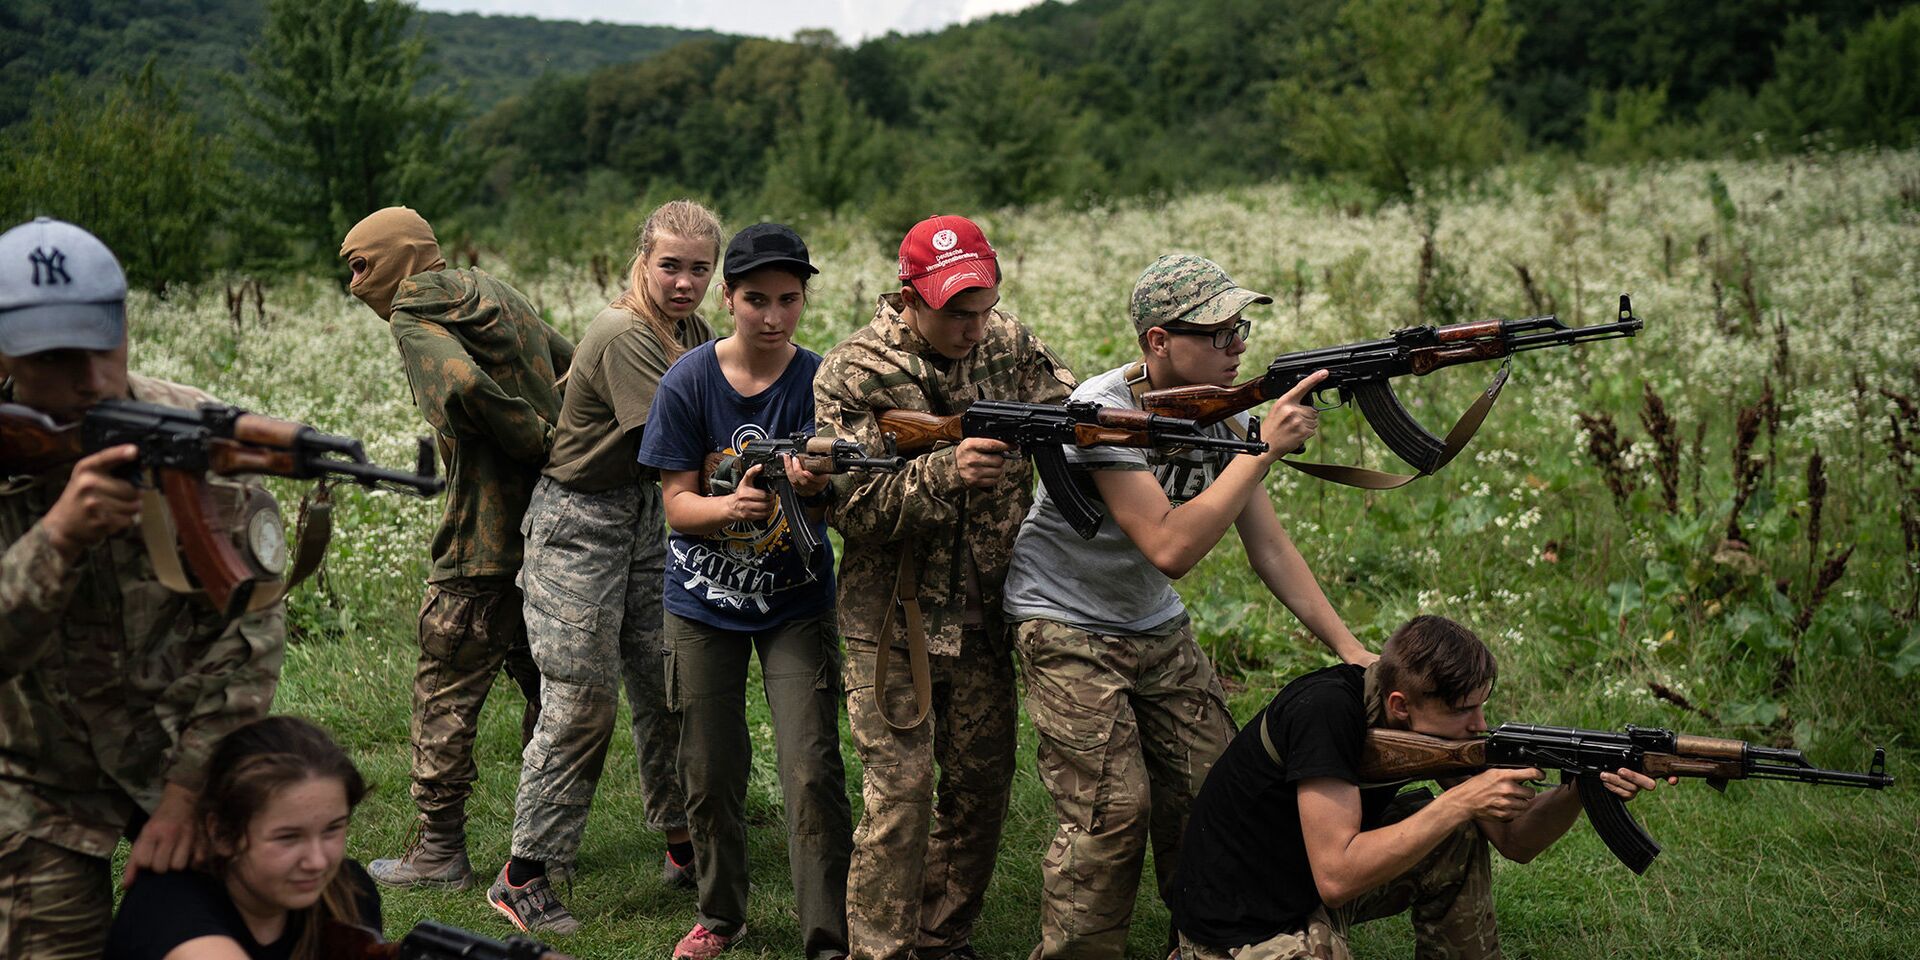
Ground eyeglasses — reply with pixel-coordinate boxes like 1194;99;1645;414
1160;319;1251;350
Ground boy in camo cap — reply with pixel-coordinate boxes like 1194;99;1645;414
1001;253;1374;960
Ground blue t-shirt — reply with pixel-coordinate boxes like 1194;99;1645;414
637;340;835;632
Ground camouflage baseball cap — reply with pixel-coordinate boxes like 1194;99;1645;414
1129;254;1272;336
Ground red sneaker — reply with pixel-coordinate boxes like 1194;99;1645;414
672;922;744;960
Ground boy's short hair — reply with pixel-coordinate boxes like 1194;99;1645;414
1375;615;1497;708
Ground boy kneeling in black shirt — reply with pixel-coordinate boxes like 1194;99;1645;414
1167;616;1671;960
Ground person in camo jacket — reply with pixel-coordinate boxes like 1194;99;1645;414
484;200;721;936
0;217;285;959
338;206;567;892
812;215;1076;960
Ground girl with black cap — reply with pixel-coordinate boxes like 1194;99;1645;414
638;223;853;960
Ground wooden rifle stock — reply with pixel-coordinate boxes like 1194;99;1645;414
0;405;86;473
878;409;964;455
1358;728;1491;783
1135;379;1277;428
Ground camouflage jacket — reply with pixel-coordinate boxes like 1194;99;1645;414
389;268;573;582
814;293;1075;654
0;375;286;858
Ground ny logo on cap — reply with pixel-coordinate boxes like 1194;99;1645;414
29;247;70;286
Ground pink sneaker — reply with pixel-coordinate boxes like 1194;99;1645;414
672;922;744;960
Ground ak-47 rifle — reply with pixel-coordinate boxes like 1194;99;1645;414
0;398;442;617
1142;296;1645;488
1355;722;1893;874
325;919;573;960
703;433;905;556
878;399;1269;540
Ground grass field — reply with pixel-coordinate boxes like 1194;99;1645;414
114;149;1920;958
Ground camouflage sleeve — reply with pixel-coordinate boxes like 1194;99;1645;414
0;524;79;676
393;318;553;467
160;603;286;792
1017;322;1078;404
814;363;966;542
546;322;575;381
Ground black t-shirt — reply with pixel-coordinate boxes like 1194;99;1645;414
105;859;383;960
1167;665;1404;949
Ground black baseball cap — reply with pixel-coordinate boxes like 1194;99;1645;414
723;223;819;282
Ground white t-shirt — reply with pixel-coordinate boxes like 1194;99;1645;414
1001;364;1252;634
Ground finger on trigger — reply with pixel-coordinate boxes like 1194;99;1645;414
1281;369;1330;403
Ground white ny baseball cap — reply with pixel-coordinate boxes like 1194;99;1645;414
0;217;127;357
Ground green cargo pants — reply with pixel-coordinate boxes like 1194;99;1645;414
665;607;852;960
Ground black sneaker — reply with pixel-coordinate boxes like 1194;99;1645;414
662;850;697;890
487;864;581;935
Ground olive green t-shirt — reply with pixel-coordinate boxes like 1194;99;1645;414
544;306;713;491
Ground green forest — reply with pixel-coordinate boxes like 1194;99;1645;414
2;0;1918;289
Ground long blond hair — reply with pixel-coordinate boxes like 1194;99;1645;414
611;199;723;361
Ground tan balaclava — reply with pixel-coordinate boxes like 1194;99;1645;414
339;207;448;320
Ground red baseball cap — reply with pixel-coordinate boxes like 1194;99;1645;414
898;215;997;309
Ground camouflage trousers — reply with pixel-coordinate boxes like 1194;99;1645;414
411;575;541;823
844;625;1016;960
0;834;110;960
511;478;687;864
665;608;851;959
1014;617;1236;960
1175;791;1498;960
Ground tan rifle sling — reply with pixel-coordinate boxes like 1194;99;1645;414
872;546;934;730
139;480;334;613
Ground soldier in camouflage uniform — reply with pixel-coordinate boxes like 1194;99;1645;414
0;218;285;958
340;207;568;889
1167;616;1670;960
485;200;720;936
814;215;1076;960
1001;255;1373;960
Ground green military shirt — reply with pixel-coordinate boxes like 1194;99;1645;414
389;268;573;582
544;306;713;491
814;293;1076;655
0;374;286;859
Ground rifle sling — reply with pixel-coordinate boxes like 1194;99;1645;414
873;549;933;731
138;481;333;613
140;489;197;596
286;482;332;589
1259;705;1285;768
1277;365;1511;490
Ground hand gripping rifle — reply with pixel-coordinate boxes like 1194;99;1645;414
325;919;573;960
878;398;1269;540
0;398;442;617
1356;722;1893;874
1143;296;1644;488
704;433;906;556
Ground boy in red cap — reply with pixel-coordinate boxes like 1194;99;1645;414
813;216;1076;960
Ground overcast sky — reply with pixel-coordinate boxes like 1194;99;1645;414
413;1;1052;42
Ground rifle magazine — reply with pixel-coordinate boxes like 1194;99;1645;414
1573;772;1660;875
